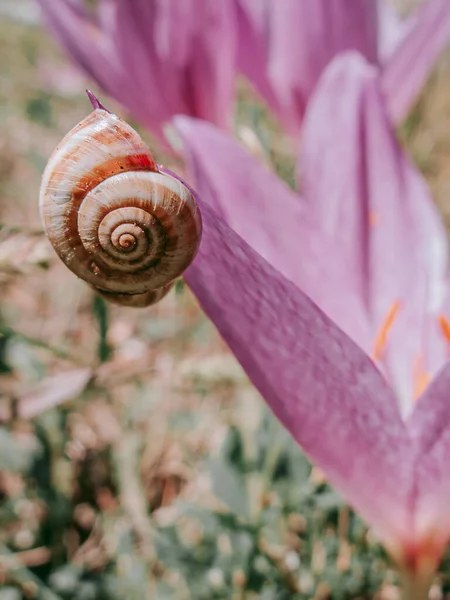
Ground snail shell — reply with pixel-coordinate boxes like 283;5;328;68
39;95;201;307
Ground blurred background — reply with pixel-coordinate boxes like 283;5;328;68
1;0;450;598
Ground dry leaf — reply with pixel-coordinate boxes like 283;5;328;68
18;368;92;419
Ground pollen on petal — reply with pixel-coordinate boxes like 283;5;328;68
438;314;450;344
372;301;401;361
368;210;380;226
413;354;430;400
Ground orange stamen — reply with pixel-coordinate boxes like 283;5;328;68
413;354;431;400
372;301;401;361
439;315;450;344
368;211;379;226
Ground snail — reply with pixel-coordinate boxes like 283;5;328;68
39;91;202;307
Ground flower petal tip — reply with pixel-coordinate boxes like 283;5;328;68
327;50;379;81
86;89;111;113
172;114;197;133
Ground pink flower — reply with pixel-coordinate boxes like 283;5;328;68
37;0;450;139
36;0;237;145
236;0;450;130
170;52;450;588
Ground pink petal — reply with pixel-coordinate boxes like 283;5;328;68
174;116;308;288
37;0;237;141
37;0;162;139
406;365;450;567
382;0;450;124
234;0;279;112
152;0;197;66
267;0;379;132
174;116;370;353
173;0;238;128
106;0;176;139
36;0;114;91
377;0;412;61
174;185;414;558
300;52;448;412
112;0;237;129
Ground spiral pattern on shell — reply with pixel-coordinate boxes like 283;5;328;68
39;106;202;306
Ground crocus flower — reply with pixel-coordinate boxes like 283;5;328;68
236;0;450;130
36;0;237;145
38;0;450;150
167;52;450;593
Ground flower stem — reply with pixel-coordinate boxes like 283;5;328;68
400;570;432;600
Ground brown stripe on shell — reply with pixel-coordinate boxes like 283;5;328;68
50;111;101;152
53;152;157;206
41;148;159;276
72;178;200;293
93;281;175;307
45;115;157;207
41;170;201;295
